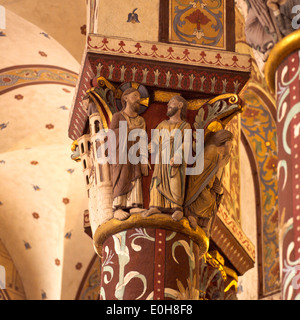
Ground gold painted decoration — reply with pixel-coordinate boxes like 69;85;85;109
207;120;223;133
86;88;109;130
71;140;78;152
71;140;81;162
169;0;226;49
224;279;237;293
187;98;208;110
193;93;243;139
205;252;227;281
97;76;116;92
154;90;181;103
93;213;209;258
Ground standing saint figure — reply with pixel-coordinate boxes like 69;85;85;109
110;88;148;221
143;95;191;221
184;130;233;232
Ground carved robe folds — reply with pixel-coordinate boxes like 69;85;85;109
110;111;147;210
149;120;191;212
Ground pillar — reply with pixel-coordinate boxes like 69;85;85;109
265;29;300;300
93;214;209;300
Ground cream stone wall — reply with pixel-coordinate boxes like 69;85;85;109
0;0;86;63
97;0;160;42
237;142;258;300
1;10;79;71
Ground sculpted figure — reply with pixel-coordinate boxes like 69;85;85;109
109;88;148;221
184;130;233;231
267;0;299;36
245;0;280;58
143;96;191;221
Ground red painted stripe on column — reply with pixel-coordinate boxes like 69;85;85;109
289;51;300;264
153;229;166;300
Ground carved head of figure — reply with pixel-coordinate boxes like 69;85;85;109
82;94;90;112
82;94;98;115
206;129;234;168
121;88;141;114
167;95;188;120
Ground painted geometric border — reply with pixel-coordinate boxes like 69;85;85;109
0;65;78;95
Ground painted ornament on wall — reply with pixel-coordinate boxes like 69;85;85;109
127;8;140;24
169;0;225;49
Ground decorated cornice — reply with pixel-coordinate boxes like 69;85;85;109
87;34;251;73
211;205;255;275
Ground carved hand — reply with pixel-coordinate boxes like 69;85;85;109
212;178;223;195
267;0;280;11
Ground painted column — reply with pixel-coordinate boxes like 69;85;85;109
265;30;300;300
93;214;209;300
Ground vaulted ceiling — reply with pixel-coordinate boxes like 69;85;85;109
0;8;94;300
0;0;87;62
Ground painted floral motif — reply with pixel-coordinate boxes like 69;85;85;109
75;262;83;270
127;8;140;24
176;275;199;300
62;198;70;205
58;105;68;110
32;212;40;219
276;50;300;300
14;94;23;100
170;0;225;48
64;231;72;239
32;185;41;191
45;124;54;130
99;229;201;300
0;67;78;95
80;25;87;36
0;122;8;130
23;241;31;250
41;290;47;300
241;89;279;295
40;32;50;39
185;9;210;39
38;51;47;57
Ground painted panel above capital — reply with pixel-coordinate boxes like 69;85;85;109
96;0;160;42
169;0;226;49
